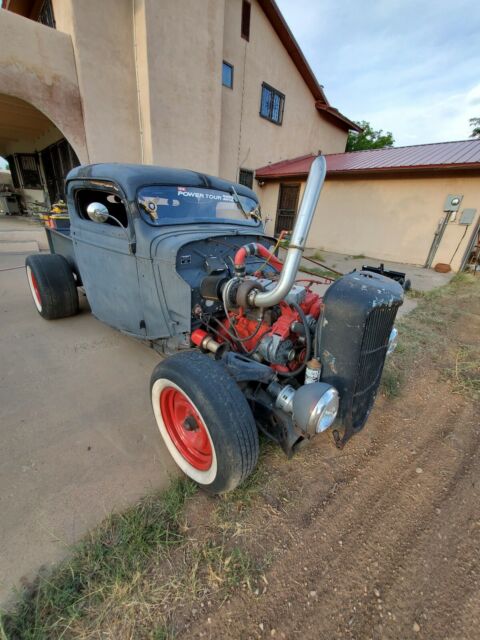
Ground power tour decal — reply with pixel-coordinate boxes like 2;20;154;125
177;187;235;202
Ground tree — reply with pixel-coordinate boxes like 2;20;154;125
346;120;395;152
469;117;480;138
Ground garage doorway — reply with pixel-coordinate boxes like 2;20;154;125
275;183;300;235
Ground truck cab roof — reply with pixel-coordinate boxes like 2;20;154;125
66;163;259;204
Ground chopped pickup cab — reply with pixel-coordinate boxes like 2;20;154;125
25;157;403;493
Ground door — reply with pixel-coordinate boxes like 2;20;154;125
275;183;300;235
41;139;80;204
70;184;145;335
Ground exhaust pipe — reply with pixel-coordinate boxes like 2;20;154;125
248;155;327;308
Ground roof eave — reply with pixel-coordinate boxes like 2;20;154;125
257;0;359;133
256;163;480;181
257;0;328;105
315;103;362;132
328;163;480;176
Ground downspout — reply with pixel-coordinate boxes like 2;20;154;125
247;155;327;308
132;0;145;163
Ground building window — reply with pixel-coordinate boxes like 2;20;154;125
12;154;42;189
38;0;56;28
241;0;251;41
222;61;234;88
41;139;80;203
260;83;285;125
238;169;254;189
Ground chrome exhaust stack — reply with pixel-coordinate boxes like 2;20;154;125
248;154;327;308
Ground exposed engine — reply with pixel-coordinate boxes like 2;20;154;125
176;156;404;455
195;273;321;373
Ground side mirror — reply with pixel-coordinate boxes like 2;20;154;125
86;202;109;223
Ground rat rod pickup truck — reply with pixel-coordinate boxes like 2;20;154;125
25;156;403;493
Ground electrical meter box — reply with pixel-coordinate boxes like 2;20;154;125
443;194;463;211
459;209;477;225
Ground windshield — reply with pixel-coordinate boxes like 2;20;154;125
138;186;260;226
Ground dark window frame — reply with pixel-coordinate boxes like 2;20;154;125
238;168;254;189
222;61;234;89
14;153;42;189
41;138;80;203
75;187;130;229
260;83;285;125
37;0;56;28
241;0;251;41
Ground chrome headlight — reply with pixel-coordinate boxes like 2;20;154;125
292;382;339;435
387;327;398;356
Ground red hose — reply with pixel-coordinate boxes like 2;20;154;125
234;243;283;272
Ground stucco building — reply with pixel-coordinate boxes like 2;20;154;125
256;140;480;272
0;0;358;208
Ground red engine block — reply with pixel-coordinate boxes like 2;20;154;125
215;287;323;362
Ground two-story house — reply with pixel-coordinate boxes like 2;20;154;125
0;0;359;207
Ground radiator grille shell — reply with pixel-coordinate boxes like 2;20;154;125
318;271;403;441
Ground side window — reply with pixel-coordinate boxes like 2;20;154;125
76;188;129;228
241;0;251;41
222;61;234;88
239;168;254;189
260;83;285;125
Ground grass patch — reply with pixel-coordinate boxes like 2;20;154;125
406;288;426;299
382;272;480;400
352;254;366;260
443;345;480;399
214;442;274;523
299;266;340;280
0;478;196;639
381;366;404;399
311;250;326;261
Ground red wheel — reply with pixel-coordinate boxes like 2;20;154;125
25;254;78;319
150;352;259;493
160;387;212;471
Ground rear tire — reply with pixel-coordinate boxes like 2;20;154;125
150;351;259;494
25;254;79;320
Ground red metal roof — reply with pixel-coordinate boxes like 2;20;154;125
256;139;480;179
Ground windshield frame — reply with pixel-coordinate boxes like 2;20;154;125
135;183;262;228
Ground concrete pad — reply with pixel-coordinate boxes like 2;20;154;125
0;252;177;604
302;249;454;292
0;216;49;250
0;240;39;253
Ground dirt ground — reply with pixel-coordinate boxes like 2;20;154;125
175;282;480;640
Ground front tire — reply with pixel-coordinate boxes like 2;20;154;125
150;351;259;493
25;254;79;320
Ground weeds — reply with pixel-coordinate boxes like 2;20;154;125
443;346;480;399
352;254;366;260
406;288;426;299
299;266;340;280
0;478;196;639
2;273;478;639
381;366;404;398
215;442;275;522
381;272;480;400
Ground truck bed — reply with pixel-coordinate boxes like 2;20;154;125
45;226;79;276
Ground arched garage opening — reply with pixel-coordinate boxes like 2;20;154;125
0;94;81;213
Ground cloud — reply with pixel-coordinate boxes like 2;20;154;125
276;0;480;144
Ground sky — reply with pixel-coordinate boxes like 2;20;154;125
276;0;480;146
